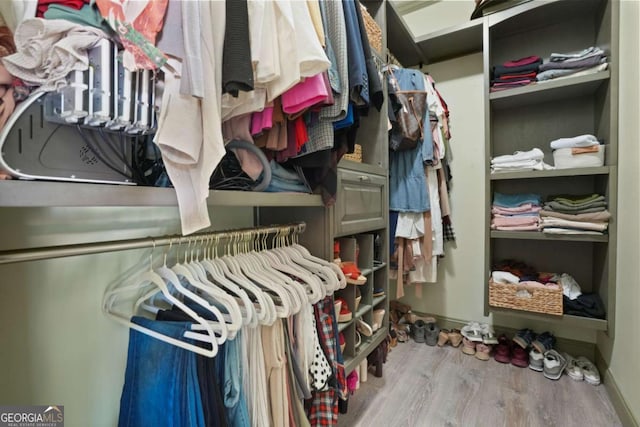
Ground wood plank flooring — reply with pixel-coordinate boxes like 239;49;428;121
338;340;621;427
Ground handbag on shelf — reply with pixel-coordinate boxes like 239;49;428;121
387;68;428;152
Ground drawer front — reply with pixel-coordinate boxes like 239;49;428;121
335;169;386;236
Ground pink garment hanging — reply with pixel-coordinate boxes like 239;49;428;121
251;107;274;136
281;73;328;115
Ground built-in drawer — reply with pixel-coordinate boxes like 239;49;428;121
335;168;386;236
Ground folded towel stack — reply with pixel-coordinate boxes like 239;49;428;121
550;134;605;169
491;192;541;232
490;148;553;173
541;193;609;235
537;46;608;82
550;134;600;150
491;55;541;91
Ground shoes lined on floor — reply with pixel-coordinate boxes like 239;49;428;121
437;329;463;347
563;352;600;385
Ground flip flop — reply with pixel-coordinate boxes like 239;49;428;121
481;324;499;345
461;322;484;342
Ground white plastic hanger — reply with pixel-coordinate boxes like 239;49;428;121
182;236;246;333
288;226;347;290
230;232;294;318
244;231;306;313
261;230;322;304
103;243;219;357
170;237;241;340
285;231;340;294
136;239;230;344
212;233;275;326
196;235;256;327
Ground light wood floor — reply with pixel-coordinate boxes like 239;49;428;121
338;340;621;427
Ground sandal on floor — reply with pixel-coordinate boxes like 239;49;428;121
481;324;499;345
340;262;367;285
461;322;484;342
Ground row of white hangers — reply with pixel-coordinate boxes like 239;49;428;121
103;224;346;358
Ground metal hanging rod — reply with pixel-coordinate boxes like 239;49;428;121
0;222;306;266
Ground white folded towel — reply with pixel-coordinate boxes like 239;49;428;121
491;271;520;284
491;148;544;165
550;134;599;149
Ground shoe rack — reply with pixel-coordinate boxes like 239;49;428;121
336;233;388;375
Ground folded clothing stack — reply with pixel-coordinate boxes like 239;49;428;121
492;261;605;319
537;46;608;82
491;55;542;91
491;192;541;232
491;259;560;290
491;148;553;173
541;193;609;235
550;134;604;169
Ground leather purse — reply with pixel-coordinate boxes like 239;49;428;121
388;69;428;152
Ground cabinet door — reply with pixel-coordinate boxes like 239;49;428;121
335;169;386;236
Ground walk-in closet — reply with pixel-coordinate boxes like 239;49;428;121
0;1;638;426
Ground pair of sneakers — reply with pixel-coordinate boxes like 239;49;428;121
529;348;567;380
564;353;601;385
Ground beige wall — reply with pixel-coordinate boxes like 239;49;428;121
0;206;252;427
597;0;640;423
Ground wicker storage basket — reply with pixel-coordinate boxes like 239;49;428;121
343;144;362;163
361;4;382;53
488;279;563;316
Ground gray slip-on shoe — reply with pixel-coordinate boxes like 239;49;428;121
425;322;440;346
543;349;567;380
412;320;426;343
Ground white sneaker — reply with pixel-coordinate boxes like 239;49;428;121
576;356;600;385
529;348;544;372
563;353;584;381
